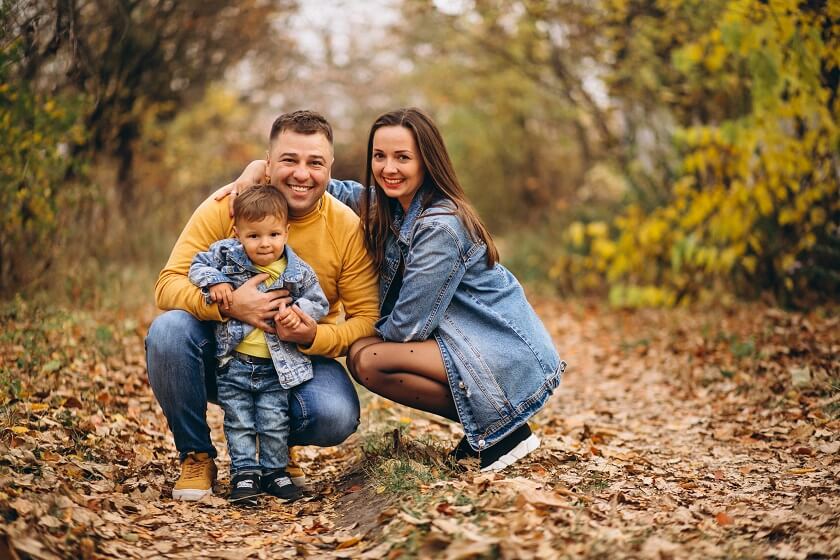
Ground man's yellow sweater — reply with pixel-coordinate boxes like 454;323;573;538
154;192;379;358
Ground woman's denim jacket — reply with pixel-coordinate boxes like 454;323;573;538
189;240;329;389
328;180;565;450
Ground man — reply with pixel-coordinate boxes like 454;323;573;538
146;111;379;500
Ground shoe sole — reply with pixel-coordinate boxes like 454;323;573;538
267;491;303;502
289;474;306;487
229;492;263;506
480;434;541;472
172;488;213;501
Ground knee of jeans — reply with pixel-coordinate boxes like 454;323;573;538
146;310;205;355
312;398;360;446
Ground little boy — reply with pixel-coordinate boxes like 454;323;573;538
188;184;328;505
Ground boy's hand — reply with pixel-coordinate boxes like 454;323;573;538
274;305;317;346
213;159;269;217
209;283;234;311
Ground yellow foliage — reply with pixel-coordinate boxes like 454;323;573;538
580;0;838;306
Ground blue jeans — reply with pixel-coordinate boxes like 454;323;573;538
145;310;360;461
217;356;290;474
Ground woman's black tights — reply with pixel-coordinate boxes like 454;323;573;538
347;336;459;422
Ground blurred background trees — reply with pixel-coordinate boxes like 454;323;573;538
2;0;837;307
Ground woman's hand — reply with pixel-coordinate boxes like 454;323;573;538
213;159;269;217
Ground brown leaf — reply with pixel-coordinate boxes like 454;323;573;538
62;396;84;409
715;512;734;526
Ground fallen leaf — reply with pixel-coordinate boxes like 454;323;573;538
785;467;816;475
336;535;362;550
715;512;734;526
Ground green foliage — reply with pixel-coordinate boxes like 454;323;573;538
1;2;294;299
396;0;837;307
0;39;88;290
587;0;839;306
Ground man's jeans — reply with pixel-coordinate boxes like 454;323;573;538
145;310;360;461
217;356;290;474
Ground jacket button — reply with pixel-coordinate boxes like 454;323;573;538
478;439;486;448
458;381;465;389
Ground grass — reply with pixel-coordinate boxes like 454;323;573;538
359;424;454;498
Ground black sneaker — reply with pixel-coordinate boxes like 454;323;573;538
478;423;540;472
229;472;262;506
449;435;479;463
261;469;303;502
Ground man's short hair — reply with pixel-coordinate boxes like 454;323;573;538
233;184;289;225
269;110;333;144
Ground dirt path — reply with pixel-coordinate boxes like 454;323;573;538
1;302;837;558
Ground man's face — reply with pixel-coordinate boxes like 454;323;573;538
267;130;333;218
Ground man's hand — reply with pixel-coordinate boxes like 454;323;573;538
213;159;269;217
223;274;291;332
274;304;317;346
208;282;234;311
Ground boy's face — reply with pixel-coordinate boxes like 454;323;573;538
234;215;289;267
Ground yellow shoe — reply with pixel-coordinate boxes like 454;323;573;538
172;452;217;501
287;447;306;487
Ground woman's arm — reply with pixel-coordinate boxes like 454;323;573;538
212;160;268;216
376;223;468;342
326;179;366;216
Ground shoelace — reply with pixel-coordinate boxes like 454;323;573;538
182;459;207;480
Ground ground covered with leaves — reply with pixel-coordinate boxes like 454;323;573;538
1;297;838;559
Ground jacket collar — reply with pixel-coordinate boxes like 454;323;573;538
392;184;432;246
226;241;306;285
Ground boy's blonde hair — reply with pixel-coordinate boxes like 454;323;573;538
233;184;288;225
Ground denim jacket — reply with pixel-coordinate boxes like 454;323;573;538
328;180;565;450
189;239;329;389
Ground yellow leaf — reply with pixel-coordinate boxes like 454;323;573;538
336;535;361;550
786;467;816;475
29;403;49;412
11;426;28;434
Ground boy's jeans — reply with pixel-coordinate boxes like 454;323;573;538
217;356;290;474
145;310;360;461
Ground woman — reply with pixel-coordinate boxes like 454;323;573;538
231;108;565;472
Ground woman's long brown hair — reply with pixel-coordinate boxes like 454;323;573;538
361;107;500;271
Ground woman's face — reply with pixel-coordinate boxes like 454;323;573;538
371;125;425;211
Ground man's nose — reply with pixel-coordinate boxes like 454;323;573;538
293;164;309;181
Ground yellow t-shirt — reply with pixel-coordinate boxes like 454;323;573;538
154;193;379;357
234;257;287;358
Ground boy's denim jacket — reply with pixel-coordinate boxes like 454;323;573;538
189;239;329;389
328;180;565;451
